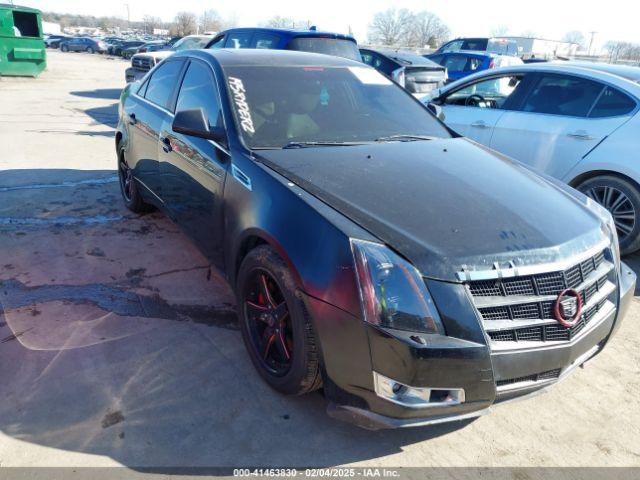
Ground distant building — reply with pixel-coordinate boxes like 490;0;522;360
495;36;578;59
153;28;169;35
42;21;61;35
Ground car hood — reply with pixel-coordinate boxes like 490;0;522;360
132;50;174;62
255;138;607;282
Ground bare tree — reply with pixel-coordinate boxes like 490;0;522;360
263;16;296;28
174;11;197;36
407;11;450;48
199;9;223;33
143;15;162;33
563;31;585;49
368;8;414;46
490;25;509;37
605;40;640;62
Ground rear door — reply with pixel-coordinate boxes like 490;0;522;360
489;73;636;179
438;73;531;145
159;59;229;267
126;59;185;199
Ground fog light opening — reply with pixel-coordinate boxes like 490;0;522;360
373;372;465;409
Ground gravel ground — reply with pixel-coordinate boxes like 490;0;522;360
0;50;639;470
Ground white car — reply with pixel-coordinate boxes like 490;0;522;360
424;62;640;254
125;35;213;83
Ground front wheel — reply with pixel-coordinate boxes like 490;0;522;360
577;175;640;255
61;44;68;52
87;47;94;54
237;245;322;395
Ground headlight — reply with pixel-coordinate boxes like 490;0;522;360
350;239;444;334
585;197;621;270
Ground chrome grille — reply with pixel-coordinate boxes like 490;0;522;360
132;56;154;71
466;248;616;348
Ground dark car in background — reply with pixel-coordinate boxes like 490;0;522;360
111;40;144;57
427;51;522;82
360;48;446;97
115;49;634;429
44;34;70;48
60;36;107;54
205;27;361;62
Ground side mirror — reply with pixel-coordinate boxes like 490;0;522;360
427;102;446;122
172;108;227;147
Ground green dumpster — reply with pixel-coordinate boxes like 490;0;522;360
0;3;46;77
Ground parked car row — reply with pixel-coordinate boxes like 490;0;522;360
115;47;635;429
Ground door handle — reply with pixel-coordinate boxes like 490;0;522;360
128;113;136;125
567;130;594;140
161;136;172;153
471;121;488;129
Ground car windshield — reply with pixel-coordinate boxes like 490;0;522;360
173;36;210;51
223;65;450;149
287;37;361;62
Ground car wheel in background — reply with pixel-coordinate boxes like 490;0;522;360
237;245;322;395
87;47;94;54
117;148;153;213
577;175;640;255
60;44;68;52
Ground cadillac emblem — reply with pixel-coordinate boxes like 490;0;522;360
554;288;583;327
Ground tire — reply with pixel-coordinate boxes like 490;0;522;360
577;174;640;255
61;44;68;52
87;47;94;54
117;147;153;213
237;245;322;395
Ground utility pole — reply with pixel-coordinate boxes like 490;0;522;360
588;31;597;56
124;4;130;30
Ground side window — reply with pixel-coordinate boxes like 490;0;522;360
464;57;482;72
144;60;184;110
253;34;279;49
521;74;604;117
442;55;468;72
429;55;444;65
443;75;525;109
208;35;225;49
442;40;463;53
225;32;252;49
589;87;636;118
360;51;374;66
175;61;222;129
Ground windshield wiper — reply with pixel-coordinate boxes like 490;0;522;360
375;134;438;143
282;141;368;149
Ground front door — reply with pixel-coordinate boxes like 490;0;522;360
159;59;229;268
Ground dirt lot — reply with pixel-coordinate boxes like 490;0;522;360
0;50;639;469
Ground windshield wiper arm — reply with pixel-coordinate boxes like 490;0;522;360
282;141;368;149
375;134;438;143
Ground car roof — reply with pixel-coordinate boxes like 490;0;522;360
433;50;503;59
218;27;356;42
562;62;640;83
440;62;640;96
174;48;364;68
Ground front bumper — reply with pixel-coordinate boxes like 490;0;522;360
307;261;635;429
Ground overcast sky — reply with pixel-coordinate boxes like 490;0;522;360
30;0;638;49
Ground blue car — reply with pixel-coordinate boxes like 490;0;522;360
205;27;361;62
426;51;522;82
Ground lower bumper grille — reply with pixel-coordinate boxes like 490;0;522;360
496;368;561;387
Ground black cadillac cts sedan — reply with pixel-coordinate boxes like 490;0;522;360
116;49;635;429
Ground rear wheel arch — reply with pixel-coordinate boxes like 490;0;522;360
569;170;640;192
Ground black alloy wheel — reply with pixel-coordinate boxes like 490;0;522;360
237;245;322;395
243;268;294;376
